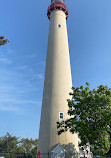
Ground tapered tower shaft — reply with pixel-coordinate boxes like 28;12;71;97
38;1;79;157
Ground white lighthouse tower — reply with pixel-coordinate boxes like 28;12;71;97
38;0;79;157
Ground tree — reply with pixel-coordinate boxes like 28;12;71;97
0;133;38;158
21;138;38;158
106;146;111;157
57;83;111;155
0;133;24;158
0;36;9;46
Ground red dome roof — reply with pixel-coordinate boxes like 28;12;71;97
47;1;69;20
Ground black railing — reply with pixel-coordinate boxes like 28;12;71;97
0;152;37;158
0;152;110;158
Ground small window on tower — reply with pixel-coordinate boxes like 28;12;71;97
59;112;64;120
58;24;61;28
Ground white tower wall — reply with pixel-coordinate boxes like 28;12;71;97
38;9;79;158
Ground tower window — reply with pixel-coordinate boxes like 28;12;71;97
58;24;61;28
59;112;64;119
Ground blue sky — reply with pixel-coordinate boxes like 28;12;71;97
0;0;111;139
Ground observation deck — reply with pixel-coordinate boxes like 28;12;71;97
47;0;69;20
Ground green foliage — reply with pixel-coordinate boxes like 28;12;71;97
0;36;9;46
21;138;38;157
57;83;111;155
0;133;38;158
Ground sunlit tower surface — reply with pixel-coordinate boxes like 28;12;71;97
38;0;79;157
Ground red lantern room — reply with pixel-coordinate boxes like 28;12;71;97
47;0;69;20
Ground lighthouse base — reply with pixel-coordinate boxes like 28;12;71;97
38;144;79;158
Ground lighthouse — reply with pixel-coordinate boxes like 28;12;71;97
38;0;79;157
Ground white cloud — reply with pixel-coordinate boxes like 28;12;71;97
0;93;41;105
0;95;41;113
7;48;14;55
0;56;12;64
38;74;44;79
0;48;13;64
0;63;42;114
29;53;37;58
17;66;28;70
0;105;19;112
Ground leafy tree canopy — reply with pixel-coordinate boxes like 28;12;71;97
0;36;9;46
57;83;111;155
21;138;38;155
0;133;38;158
